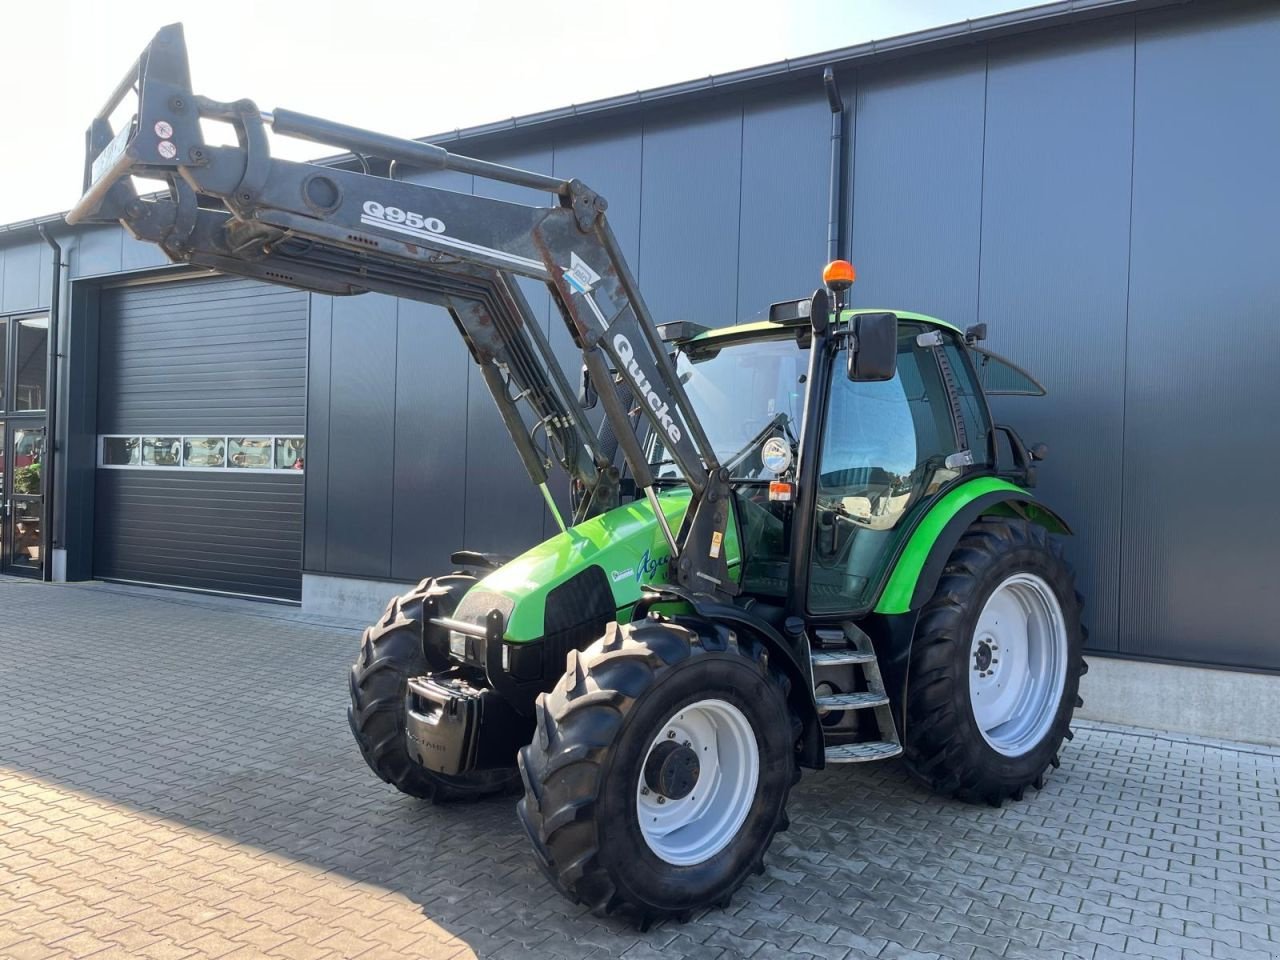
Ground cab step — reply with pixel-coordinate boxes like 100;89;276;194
816;691;889;710
809;622;903;764
810;648;876;666
824;741;903;763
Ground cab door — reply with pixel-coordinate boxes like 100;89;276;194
806;322;985;614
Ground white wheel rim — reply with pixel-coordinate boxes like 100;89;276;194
968;573;1068;757
636;698;760;866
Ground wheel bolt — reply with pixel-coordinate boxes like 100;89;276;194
666;730;676;740
682;740;691;748
657;796;666;805
640;786;650;796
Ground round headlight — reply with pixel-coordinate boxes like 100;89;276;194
761;437;793;475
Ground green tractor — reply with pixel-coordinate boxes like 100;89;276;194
72;24;1085;927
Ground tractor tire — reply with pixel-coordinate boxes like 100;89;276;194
517;617;798;927
904;517;1086;806
347;574;520;802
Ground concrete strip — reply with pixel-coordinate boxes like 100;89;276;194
302;571;415;624
1078;655;1280;747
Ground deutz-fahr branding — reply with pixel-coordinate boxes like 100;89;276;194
613;334;682;445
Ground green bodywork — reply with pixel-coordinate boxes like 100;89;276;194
475;487;741;642
470;477;1053;643
464;309;1055;644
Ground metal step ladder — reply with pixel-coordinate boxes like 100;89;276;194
811;626;903;764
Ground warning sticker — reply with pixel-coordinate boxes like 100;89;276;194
157;140;177;160
709;530;724;559
154;120;173;139
563;251;601;294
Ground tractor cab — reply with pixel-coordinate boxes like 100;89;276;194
651;300;1020;620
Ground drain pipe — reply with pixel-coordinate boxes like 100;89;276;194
36;224;63;583
823;67;847;264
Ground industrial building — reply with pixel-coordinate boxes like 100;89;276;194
1;0;1275;738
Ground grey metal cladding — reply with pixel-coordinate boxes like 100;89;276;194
639;106;744;331
323;292;398;578
1121;1;1280;671
2;241;46;312
737;87;832;322
303;294;332;572
97;276;307;435
72;226;126;279
979;20;1136;653
93;470;303;600
391;297;468;578
849;51;986;329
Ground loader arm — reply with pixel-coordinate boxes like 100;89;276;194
68;23;737;597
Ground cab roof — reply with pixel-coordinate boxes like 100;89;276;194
685;309;962;347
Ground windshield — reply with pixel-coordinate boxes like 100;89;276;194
650;333;808;480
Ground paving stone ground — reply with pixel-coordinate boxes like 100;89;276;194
0;579;1277;960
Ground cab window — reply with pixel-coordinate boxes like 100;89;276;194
807;323;960;613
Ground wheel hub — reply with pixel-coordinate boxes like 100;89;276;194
636;698;760;866
968;573;1069;757
973;638;997;675
643;740;700;799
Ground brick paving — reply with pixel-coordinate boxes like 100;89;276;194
0;579;1277;960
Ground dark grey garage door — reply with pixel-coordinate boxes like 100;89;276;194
94;275;307;600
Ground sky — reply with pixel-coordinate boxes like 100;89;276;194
0;0;1038;225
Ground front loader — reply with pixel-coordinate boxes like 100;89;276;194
70;24;1087;925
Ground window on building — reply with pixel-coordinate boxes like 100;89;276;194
183;437;225;467
274;437;305;470
100;434;304;471
141;437;182;467
15;316;48;412
102;437;140;466
228;438;272;469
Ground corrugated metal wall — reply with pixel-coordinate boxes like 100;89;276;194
19;0;1264;667
94;276;307;599
303;0;1280;671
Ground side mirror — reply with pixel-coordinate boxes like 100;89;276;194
848;312;898;381
578;364;598;410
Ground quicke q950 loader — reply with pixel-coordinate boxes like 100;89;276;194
71;24;1087;926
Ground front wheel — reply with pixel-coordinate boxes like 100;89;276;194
517;617;797;926
904;518;1086;805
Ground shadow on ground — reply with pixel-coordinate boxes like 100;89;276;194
2;580;1276;959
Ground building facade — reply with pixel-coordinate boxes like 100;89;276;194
1;0;1276;736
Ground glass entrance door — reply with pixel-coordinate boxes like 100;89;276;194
1;422;45;576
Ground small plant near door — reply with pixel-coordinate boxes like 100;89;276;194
14;463;40;495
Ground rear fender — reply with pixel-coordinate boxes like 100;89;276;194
863;485;1072;743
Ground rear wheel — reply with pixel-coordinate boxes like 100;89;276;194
517;617;797;926
904;518;1086;805
347;575;519;802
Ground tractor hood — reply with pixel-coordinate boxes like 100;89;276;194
461;487;741;642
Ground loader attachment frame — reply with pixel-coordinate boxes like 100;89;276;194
69;23;737;598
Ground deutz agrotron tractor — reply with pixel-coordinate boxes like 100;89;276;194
73;25;1086;924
